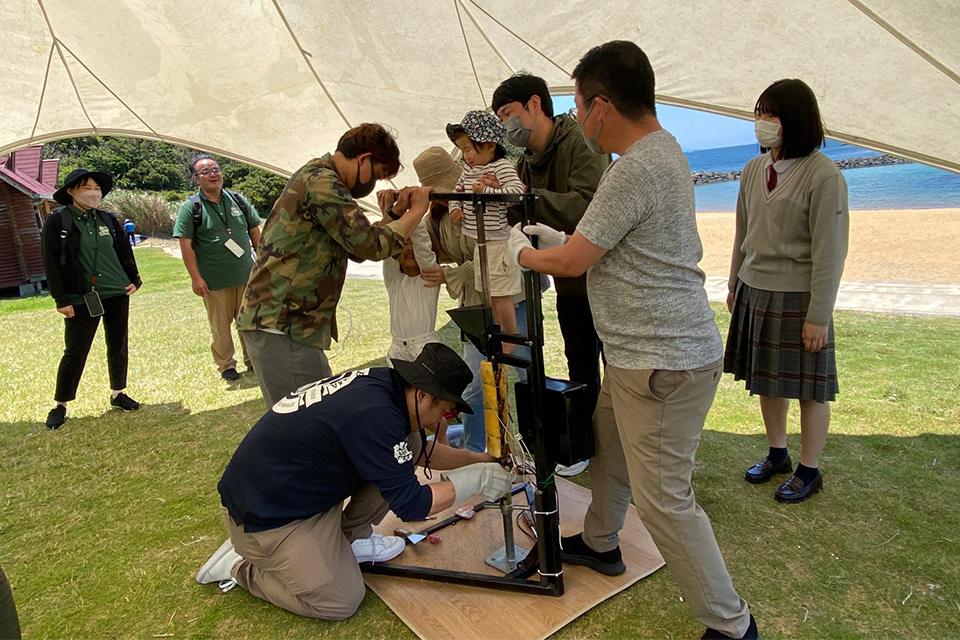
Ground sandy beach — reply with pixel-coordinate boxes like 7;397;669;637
156;208;960;286
697;208;960;283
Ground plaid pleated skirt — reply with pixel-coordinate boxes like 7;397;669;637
723;280;839;402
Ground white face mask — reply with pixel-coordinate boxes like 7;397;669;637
73;189;103;210
755;119;782;148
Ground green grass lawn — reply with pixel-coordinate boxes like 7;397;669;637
1;248;958;639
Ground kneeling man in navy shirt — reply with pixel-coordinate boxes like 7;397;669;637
196;343;513;620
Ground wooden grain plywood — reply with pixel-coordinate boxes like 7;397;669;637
364;478;664;640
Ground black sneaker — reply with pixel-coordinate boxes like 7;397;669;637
701;613;759;639
221;368;240;381
110;393;140;412
560;533;626;576
46;405;67;430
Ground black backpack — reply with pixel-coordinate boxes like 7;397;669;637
59;208;118;266
190;189;251;249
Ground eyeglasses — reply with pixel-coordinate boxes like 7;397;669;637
198;167;222;177
568;95;597;120
568;95;608;120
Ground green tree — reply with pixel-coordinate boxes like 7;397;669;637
43;136;288;214
217;159;288;215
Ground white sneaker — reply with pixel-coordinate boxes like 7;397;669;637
196;538;242;591
351;534;405;563
555;460;589;477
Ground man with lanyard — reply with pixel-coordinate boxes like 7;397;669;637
174;154;261;381
508;42;759;639
196;343;514;620
492;74;609;476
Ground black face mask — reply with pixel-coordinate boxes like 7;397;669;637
350;157;377;199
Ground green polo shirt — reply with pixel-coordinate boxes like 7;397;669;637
67;206;132;306
173;190;261;291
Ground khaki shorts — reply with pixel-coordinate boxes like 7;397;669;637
473;239;522;298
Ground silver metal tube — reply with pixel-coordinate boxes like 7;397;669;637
501;491;516;564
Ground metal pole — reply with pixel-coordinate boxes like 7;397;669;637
520;192;564;593
473;195;493;309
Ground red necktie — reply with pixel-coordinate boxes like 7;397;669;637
767;165;778;191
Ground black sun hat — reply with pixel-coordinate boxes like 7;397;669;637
392;343;474;414
54;168;114;206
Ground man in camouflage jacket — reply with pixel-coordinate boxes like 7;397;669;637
237;124;431;406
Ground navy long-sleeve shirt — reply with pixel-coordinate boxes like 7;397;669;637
219;368;432;532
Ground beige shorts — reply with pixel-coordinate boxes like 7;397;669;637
473;239;522;298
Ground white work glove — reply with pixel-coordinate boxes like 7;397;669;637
522;223;567;249
507;224;534;269
441;462;515;502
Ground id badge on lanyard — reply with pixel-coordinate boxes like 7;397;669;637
223;237;245;257
217;200;245;258
85;216;105;316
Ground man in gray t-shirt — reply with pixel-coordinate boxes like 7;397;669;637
508;42;757;640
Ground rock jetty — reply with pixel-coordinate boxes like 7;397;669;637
691;154;909;185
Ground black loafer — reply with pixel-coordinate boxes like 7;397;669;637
775;472;823;503
560;533;626;576
702;613;759;639
221;368;240;381
46;405;67;430
744;455;793;484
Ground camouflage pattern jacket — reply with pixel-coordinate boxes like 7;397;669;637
237;154;406;349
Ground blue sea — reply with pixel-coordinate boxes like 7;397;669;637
687;140;960;211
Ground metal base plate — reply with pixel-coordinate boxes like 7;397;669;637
485;544;531;574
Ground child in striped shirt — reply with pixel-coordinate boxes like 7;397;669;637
446;110;524;350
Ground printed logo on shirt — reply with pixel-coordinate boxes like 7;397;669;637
272;369;370;414
393;440;413;464
98;226;111;237
231;209;244;218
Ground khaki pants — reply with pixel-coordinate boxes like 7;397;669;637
241;329;332;407
222;433;421;620
203;286;250;373
582;360;751;637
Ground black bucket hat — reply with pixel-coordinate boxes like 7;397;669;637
54;168;114;206
393;343;474;414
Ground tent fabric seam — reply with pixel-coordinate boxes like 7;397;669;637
35;0;96;131
465;0;570;76
30;43;55;140
271;0;353;130
454;0;486;104
846;0;960;86
57;41;160;136
456;0;515;75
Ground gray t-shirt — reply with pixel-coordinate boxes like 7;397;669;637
577;130;722;371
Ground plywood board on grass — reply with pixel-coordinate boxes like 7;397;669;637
364;477;664;640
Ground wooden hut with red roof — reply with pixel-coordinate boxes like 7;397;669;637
0;145;58;295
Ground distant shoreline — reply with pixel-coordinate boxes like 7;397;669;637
692;154;909;185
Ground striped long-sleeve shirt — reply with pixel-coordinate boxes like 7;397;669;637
449;158;524;240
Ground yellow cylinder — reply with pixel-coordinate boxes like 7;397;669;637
480;360;508;458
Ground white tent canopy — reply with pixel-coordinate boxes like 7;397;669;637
2;0;958;181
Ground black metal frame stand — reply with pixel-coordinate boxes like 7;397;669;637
360;191;563;596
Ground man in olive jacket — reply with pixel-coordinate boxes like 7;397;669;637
493;73;610;436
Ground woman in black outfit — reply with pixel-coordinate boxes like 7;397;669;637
41;169;142;429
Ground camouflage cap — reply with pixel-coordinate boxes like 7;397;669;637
446;110;505;146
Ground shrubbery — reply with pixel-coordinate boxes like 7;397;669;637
102;190;178;237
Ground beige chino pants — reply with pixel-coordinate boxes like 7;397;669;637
582;360;751;637
202;285;251;373
222;433;421;620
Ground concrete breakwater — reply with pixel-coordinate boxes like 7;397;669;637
692;154;910;185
